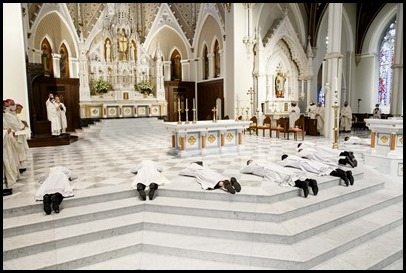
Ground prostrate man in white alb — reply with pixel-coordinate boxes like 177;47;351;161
240;159;318;198
130;159;172;200
279;154;355;187
35;166;78;215
179;161;241;194
296;141;357;168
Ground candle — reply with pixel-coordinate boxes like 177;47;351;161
178;98;180;111
193;98;196;109
335;77;338;91
186;98;188;109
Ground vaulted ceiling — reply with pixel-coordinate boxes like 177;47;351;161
27;3;386;55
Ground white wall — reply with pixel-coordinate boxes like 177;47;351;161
3;3;30;126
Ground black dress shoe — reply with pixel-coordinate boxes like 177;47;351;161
43;194;52;215
302;180;309;198
137;183;147;201
223;180;235;194
3;188;13;196
306;179;319;196
346;171;354;185
19;168;27;174
148;183;159;200
51;194;60;213
230;177;241;192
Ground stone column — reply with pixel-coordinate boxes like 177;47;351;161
390;3;403;116
324;3;343;141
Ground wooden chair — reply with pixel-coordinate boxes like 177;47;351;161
270;117;287;138
246;116;258;135
257;116;271;137
287;115;305;141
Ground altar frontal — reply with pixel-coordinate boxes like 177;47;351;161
165;120;251;157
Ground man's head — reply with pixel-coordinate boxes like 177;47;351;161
3;100;9;112
344;136;350;141
7;99;16;112
310;101;315;106
16;103;23;114
247;160;254;165
49;93;54;99
291;103;296;107
55;96;60;103
281;154;288;161
375;104;380;108
344;101;348;107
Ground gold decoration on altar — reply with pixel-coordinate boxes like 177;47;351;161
208;134;216;143
380;135;389;144
226;133;234;141
109;108;115;114
187;135;197;145
399;136;403;145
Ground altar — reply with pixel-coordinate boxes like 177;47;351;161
165;120;251;157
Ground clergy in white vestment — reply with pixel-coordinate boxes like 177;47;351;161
179;162;240;194
35;166;77;201
55;96;67;134
240;159;318;197
278;154;355;187
46;95;62;136
3;99;29;169
288;103;301;129
130;160;171;200
35;166;77;214
344;136;371;146
297;141;357;168
315;103;325;135
339;101;353;132
307;101;317;119
3;128;20;189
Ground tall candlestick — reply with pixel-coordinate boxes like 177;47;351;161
186;98;188;110
335;77;338;92
193;98;196;109
178;98;181;111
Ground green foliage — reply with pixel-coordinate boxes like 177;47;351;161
91;78;113;95
136;80;154;94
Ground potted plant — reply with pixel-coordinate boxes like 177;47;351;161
91;78;113;95
137;80;154;96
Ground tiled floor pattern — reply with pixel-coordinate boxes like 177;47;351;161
3;119;373;208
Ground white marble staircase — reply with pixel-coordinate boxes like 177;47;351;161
3;167;403;270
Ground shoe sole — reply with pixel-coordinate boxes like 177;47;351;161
43;195;52;215
51;195;60;213
138;190;146;200
224;184;235;194
230;177;241;192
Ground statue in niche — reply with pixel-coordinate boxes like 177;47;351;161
118;28;128;61
41;44;50;72
172;55;181;80
59;48;67;78
105;40;111;62
275;70;286;98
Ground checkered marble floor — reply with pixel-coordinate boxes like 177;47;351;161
3;118;372;208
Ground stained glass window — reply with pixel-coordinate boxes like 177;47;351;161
377;18;396;106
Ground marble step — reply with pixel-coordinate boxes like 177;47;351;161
3;203;402;270
77;252;276;270
3;185;402;259
310;225;404;270
3;173;384;236
1;171;379;227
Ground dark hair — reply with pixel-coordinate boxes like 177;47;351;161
344;136;350;141
281;154;288;160
297;143;302;148
247;160;253;165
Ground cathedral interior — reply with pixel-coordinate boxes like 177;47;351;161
3;3;403;270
